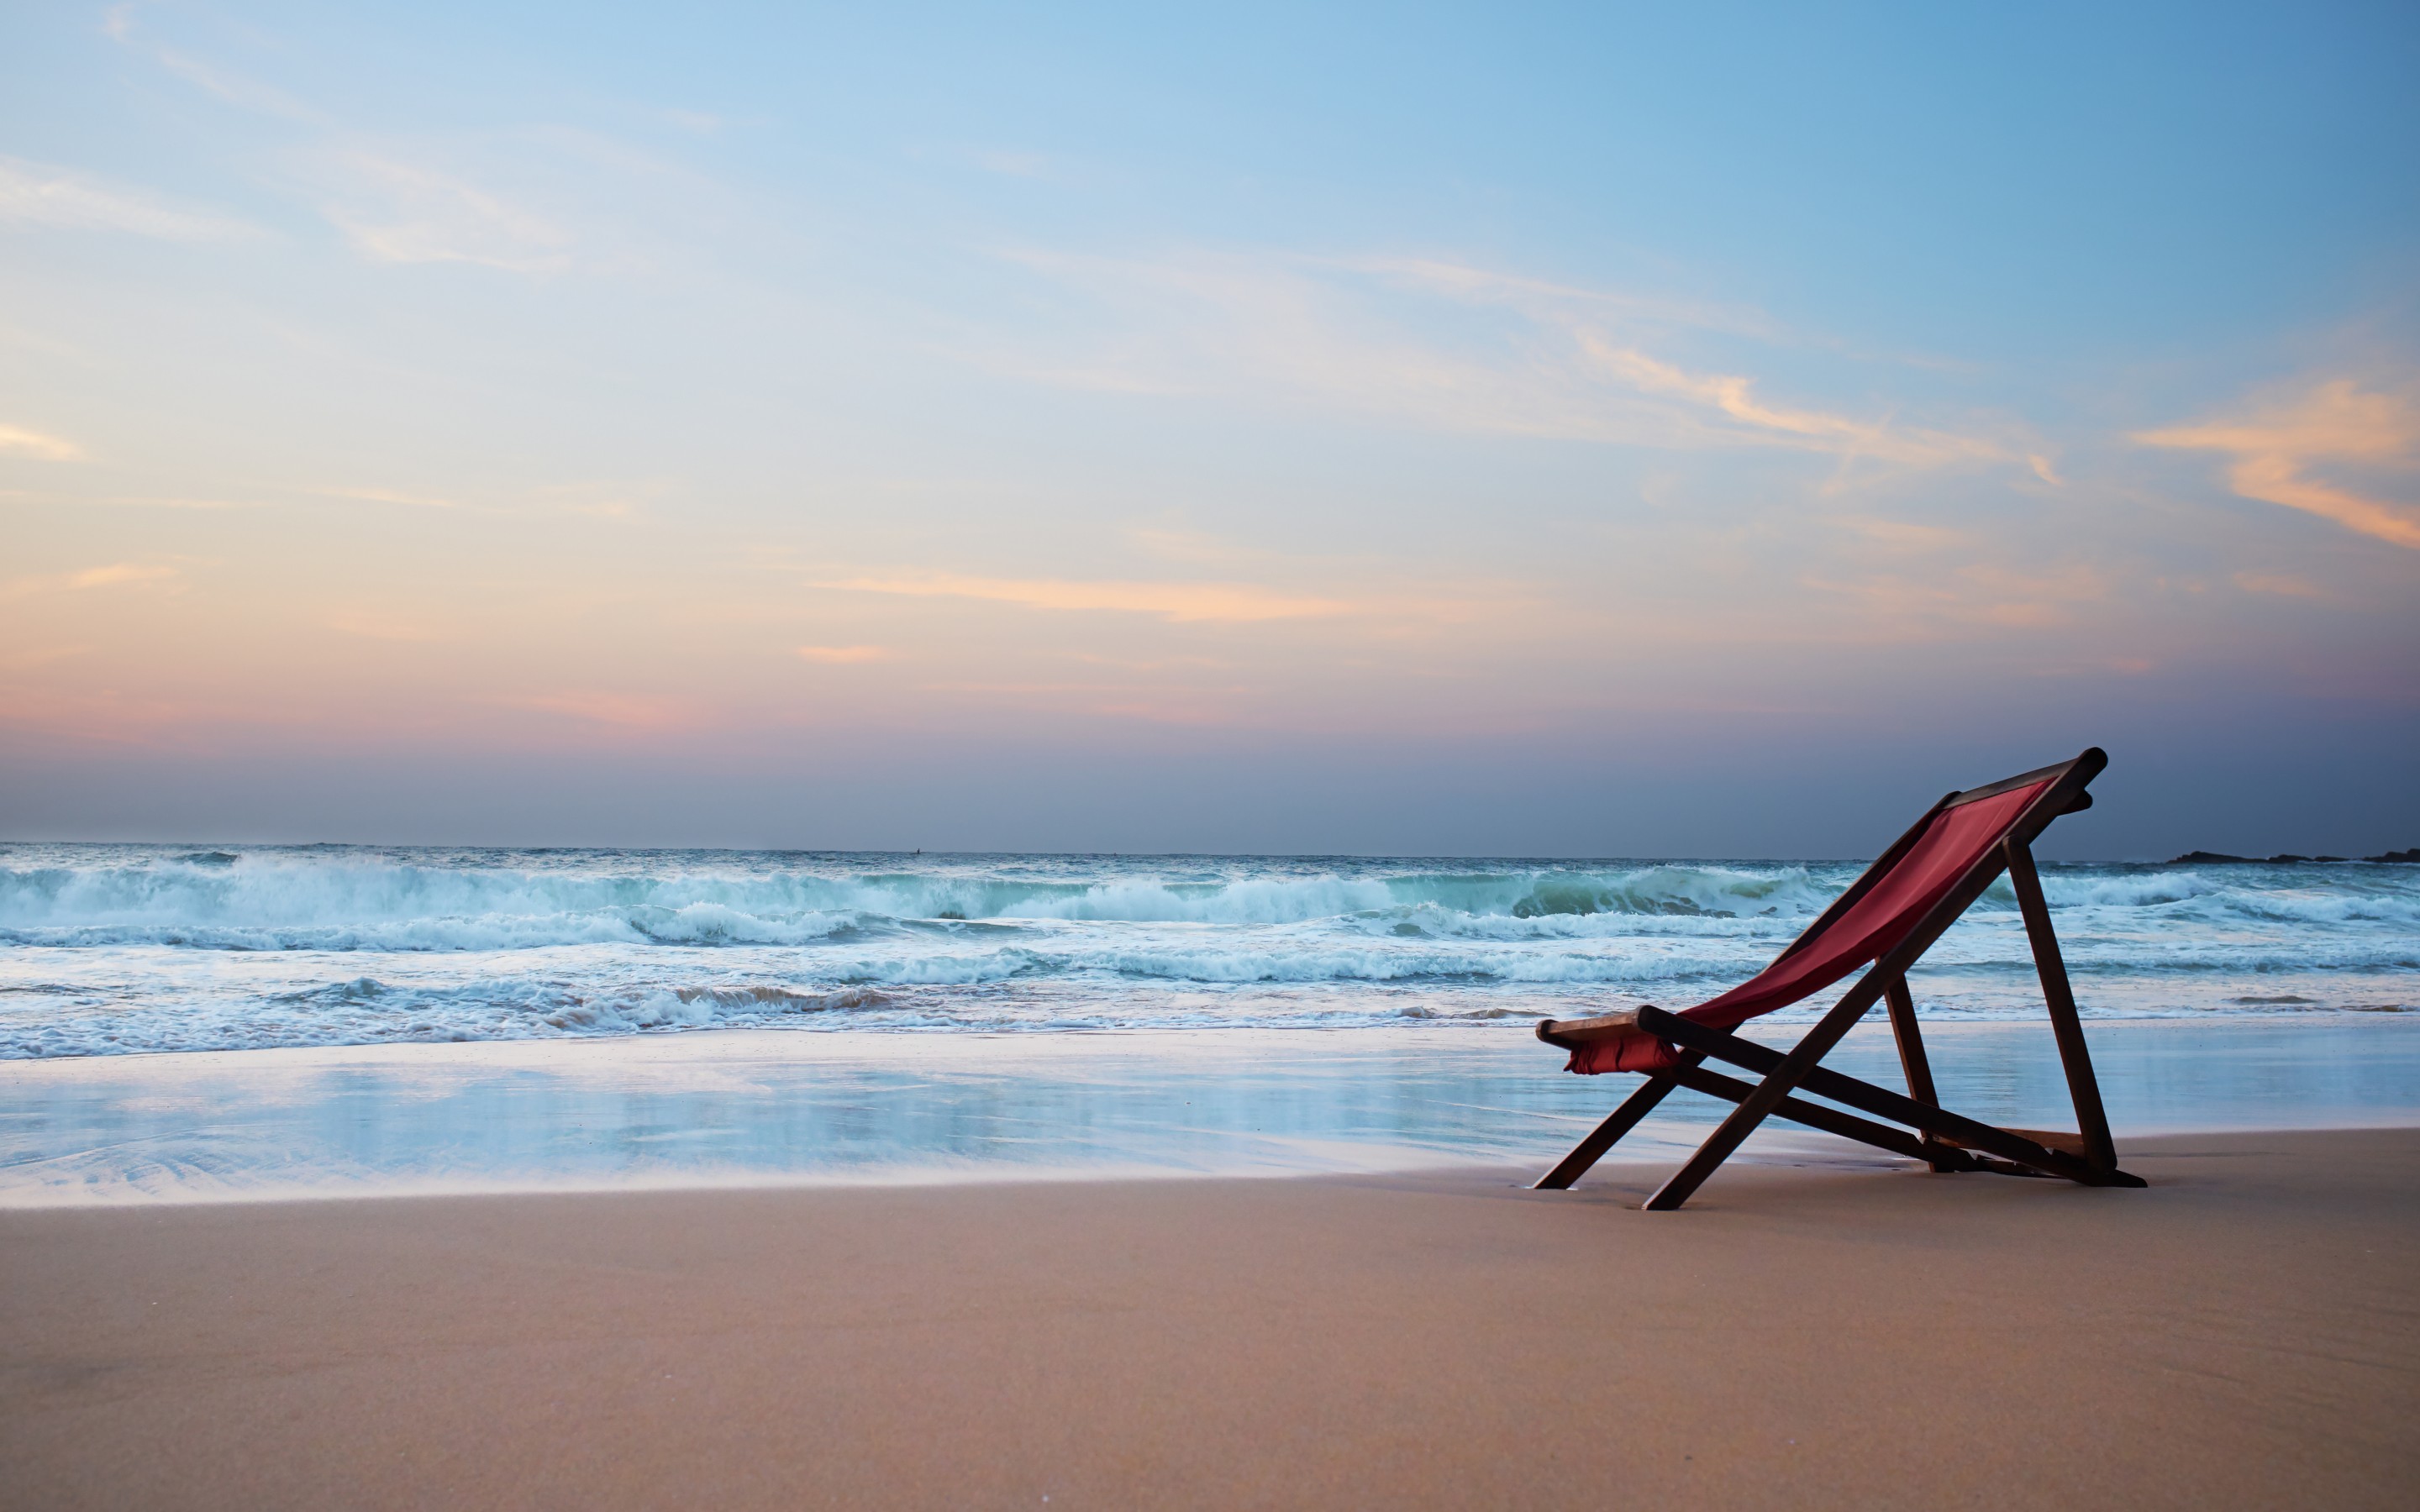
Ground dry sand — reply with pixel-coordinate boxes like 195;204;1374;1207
3;1128;2415;1509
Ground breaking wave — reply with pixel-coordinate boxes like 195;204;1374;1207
0;850;1843;949
2;844;2412;1058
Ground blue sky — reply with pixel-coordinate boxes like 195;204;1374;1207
3;3;2416;855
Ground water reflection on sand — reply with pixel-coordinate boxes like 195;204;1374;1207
3;1017;2414;1205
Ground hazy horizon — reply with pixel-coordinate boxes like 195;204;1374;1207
7;837;2414;864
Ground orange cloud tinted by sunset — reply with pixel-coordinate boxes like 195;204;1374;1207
0;423;83;460
2135;380;2420;549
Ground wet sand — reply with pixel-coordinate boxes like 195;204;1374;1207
3;1128;2415;1509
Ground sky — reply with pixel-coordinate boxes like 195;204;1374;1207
3;1;2417;858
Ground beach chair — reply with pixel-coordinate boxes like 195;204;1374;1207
1534;748;2144;1210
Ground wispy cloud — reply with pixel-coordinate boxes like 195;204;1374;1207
508;692;692;728
310;153;572;273
819;571;1349;622
1800;562;2109;638
103;13;596;276
106;4;324;123
0;562;181;601
315;480;650;516
98;494;266;510
1573;335;2008;470
976;249;2026;479
1826;515;1971;552
1346;255;1774;339
0;156;257;242
322;485;462;509
153;47;323;123
2135;379;2420;549
64;563;178;590
0;423;84;460
2233;571;2327;600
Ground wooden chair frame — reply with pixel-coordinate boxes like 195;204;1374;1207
1534;748;2144;1210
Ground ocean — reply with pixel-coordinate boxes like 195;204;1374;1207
4;843;2414;1059
4;843;2417;1202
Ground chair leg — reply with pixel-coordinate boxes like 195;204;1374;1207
1883;976;1960;1173
1533;1053;1702;1189
2005;840;2120;1172
1643;991;1881;1210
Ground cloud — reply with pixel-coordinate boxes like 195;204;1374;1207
323;485;461;509
0;423;83;460
1799;561;2108;639
0;562;181;601
100;16;588;276
2134;379;2420;549
0;156;257;242
64;563;178;590
1828;515;1970;552
312;154;571;273
509;692;690;728
1575;336;2007;469
153;47;323;123
819;571;1349;622
1347;255;1774;338
978;249;2022;476
105;4;324;123
314;480;654;517
99;494;266;510
2233;571;2326;600
796;644;889;663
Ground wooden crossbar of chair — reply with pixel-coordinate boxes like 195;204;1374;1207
1533;748;2144;1210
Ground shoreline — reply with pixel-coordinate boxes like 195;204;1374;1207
7;1007;2415;1069
5;1126;2414;1508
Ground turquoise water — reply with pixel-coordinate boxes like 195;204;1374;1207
3;846;2413;1058
7;845;2410;1203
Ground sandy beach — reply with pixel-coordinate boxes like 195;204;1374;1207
4;1126;2414;1509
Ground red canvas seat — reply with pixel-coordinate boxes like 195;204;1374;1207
1564;780;2050;1075
1532;750;2141;1209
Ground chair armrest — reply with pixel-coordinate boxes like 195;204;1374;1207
1536;1010;1652;1050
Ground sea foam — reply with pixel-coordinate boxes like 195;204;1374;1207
2;844;2412;1058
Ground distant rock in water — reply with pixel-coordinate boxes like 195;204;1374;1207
2166;850;2254;864
2369;848;2420;864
